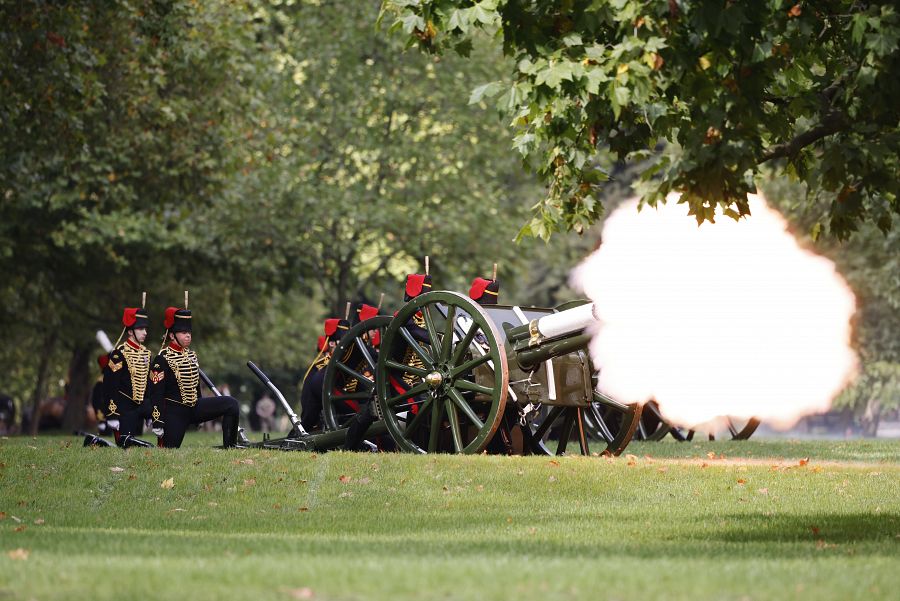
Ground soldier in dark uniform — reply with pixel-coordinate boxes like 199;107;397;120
299;317;349;431
147;305;241;448
342;302;385;451
102;307;154;448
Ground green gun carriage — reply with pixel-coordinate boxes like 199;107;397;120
321;290;642;456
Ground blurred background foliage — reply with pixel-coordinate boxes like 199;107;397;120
0;0;896;434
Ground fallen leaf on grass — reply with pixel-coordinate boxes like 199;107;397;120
868;472;883;477
13;525;26;533
6;548;29;560
657;467;668;473
243;478;256;487
110;466;125;473
161;478;175;489
33;519;44;525
810;526;820;535
0;512;6;520
298;507;309;512
548;476;557;482
284;587;314;599
758;488;769;495
339;475;352;483
798;458;809;466
208;502;218;507
549;459;560;467
737;479;746;485
239;459;254;465
707;452;717;460
339;492;352;498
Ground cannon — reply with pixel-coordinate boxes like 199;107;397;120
242;287;640;456
368;291;642;456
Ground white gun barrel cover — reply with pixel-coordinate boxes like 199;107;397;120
536;303;597;339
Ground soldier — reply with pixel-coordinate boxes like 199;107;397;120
102;307;154;448
148;304;241;448
342;302;384;451
299;317;349;431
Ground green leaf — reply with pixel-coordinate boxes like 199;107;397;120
468;81;504;104
536;61;574;89
562;33;583;47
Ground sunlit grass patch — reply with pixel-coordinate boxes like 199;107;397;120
0;434;898;601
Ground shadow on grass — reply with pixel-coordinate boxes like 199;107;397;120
26;511;899;562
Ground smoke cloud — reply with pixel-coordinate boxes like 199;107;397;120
571;192;858;429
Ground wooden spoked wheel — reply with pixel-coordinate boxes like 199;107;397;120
678;417;761;441
635;400;672;441
637;401;761;442
375;291;508;454
322;316;392;431
583;390;643;456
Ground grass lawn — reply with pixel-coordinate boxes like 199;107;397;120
1;433;898;601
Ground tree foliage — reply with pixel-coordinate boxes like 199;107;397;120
381;0;900;240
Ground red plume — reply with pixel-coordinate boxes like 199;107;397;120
405;274;426;298
97;354;109;370
324;318;340;336
469;277;492;300
358;304;379;321
370;330;381;347
317;335;327;352
164;306;179;330
122;307;138;327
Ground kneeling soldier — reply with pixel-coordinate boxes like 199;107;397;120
148;304;240;448
103;307;154;448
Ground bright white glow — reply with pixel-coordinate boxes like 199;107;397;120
571;192;858;429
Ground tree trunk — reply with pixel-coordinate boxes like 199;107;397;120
860;395;881;438
27;331;58;436
61;342;92;433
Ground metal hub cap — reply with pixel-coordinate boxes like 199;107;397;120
425;371;443;389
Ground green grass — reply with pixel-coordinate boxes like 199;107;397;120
1;434;898;601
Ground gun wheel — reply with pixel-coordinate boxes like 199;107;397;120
375;291;508;454
322;316;392;431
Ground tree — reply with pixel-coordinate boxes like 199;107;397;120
230;0;545;316
380;0;900;240
0;0;270;432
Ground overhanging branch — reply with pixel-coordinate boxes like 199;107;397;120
760;110;848;163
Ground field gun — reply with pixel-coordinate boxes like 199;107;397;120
368;291;642;456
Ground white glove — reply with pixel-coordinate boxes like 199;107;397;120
152;427;164;438
107;419;120;430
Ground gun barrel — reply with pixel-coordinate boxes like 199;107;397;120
507;303;597;344
197;368;222;397
247;361;306;435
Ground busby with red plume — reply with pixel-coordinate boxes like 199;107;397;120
469;277;500;305
324;318;350;341
404;274;432;301
164;307;192;333
122;307;150;330
356;303;379;322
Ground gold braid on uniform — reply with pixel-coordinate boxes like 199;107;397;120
401;346;426;387
402;311;428;387
162;347;200;407
119;343;151;403
312;354;330;371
